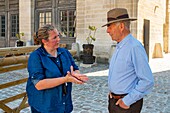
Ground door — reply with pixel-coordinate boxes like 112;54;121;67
0;0;19;47
143;19;150;59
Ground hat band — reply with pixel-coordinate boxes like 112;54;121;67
107;14;129;22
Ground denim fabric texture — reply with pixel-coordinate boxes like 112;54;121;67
26;46;79;113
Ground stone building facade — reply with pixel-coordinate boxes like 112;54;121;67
76;0;170;60
0;0;169;61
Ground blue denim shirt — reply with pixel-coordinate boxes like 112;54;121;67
26;46;79;113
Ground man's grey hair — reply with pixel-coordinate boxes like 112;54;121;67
123;21;130;30
116;21;130;30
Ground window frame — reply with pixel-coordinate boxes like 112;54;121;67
58;8;76;37
10;14;19;38
0;15;6;37
38;11;52;28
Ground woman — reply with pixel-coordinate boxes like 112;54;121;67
26;24;88;113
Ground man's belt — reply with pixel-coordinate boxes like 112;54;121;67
111;93;127;100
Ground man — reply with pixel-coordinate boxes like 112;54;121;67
102;8;154;113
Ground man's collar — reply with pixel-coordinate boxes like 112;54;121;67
117;34;131;48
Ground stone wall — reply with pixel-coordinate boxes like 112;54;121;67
76;0;167;60
138;0;165;58
76;0;110;59
19;0;32;46
17;0;169;61
76;0;138;60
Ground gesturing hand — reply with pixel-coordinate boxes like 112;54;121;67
70;66;89;83
66;71;84;84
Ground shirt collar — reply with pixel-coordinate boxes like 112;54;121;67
116;34;131;49
39;46;64;57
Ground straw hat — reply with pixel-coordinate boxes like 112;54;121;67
102;8;137;27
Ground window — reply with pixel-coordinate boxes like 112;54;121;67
11;14;19;37
60;10;76;37
1;15;5;37
35;0;76;38
39;12;52;27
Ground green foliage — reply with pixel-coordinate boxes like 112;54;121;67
86;25;97;44
16;32;24;40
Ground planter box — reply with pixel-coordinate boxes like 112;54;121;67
60;37;76;50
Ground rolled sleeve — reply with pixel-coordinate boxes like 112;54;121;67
30;72;44;85
28;52;45;86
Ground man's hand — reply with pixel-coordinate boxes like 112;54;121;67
116;99;130;109
109;92;113;98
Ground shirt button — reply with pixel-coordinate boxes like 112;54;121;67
63;102;65;105
57;60;58;62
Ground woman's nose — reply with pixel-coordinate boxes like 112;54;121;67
57;37;60;41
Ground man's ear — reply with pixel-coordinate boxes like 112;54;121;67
119;22;125;32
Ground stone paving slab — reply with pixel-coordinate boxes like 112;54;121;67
71;70;170;113
1;70;168;113
0;53;170;113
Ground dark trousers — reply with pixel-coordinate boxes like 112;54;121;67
108;97;143;113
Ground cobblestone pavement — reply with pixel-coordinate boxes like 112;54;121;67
0;54;170;113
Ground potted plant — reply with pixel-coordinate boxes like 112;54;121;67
82;25;97;64
15;32;24;47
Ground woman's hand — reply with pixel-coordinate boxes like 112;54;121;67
65;71;85;84
71;73;89;83
70;66;89;83
64;66;89;84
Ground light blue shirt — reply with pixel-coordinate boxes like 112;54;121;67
108;34;154;106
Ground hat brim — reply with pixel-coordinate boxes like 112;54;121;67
102;18;137;27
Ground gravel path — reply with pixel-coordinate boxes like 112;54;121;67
0;53;170;113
